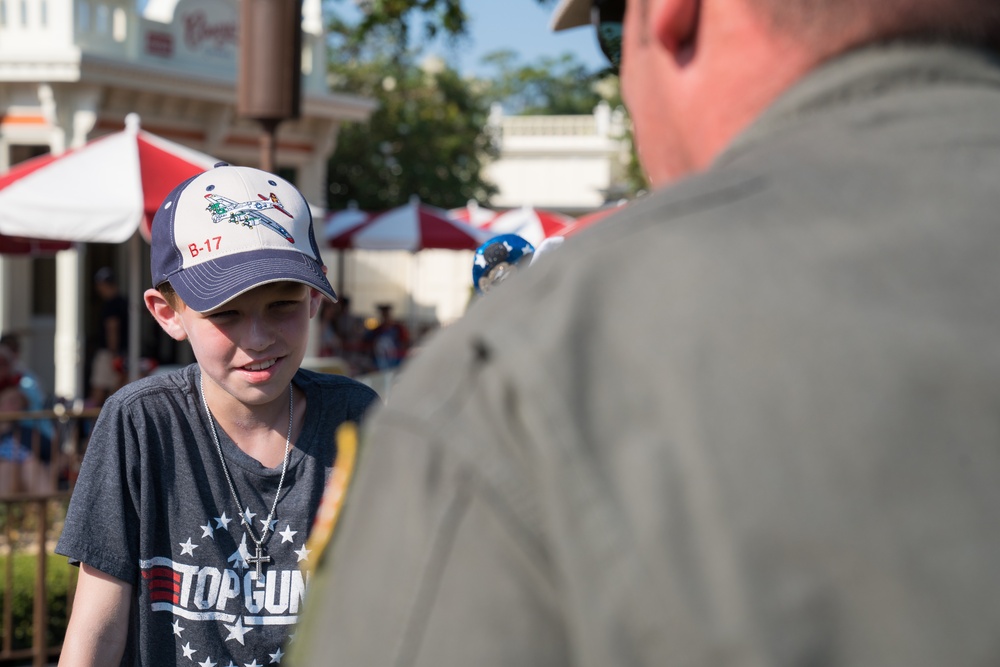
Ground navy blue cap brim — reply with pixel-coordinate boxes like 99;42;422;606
167;248;337;312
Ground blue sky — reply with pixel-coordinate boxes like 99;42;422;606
428;0;606;75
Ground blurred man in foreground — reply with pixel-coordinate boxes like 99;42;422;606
291;0;1000;664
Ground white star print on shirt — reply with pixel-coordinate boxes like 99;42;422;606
245;660;262;667
224;617;253;645
269;647;285;663
201;522;215;539
294;545;311;562
181;642;197;659
198;658;217;667
215;513;232;530
241;508;257;526
172;619;184;637
278;525;297;543
179;537;198;556
261;518;278;534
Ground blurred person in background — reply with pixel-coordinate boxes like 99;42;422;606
0;337;53;442
0;385;53;494
88;267;128;406
292;0;1000;664
366;303;411;372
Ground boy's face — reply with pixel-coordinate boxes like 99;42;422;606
160;281;322;409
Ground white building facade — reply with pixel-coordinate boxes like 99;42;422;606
485;101;630;214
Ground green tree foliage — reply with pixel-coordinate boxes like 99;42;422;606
326;51;498;210
477;49;606;116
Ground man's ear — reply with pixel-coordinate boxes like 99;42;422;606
144;289;189;341
652;0;700;56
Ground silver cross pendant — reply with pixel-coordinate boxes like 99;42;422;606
247;545;271;581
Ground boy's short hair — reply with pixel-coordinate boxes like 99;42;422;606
150;163;337;313
156;281;182;310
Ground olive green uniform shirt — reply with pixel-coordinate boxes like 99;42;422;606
292;44;1000;666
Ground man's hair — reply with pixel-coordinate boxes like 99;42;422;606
750;0;1000;54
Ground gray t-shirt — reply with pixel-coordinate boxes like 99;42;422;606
57;364;379;666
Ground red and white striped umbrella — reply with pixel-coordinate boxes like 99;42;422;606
329;197;488;251
0;234;71;255
0;113;219;243
482;206;574;246
448;200;499;227
324;204;372;242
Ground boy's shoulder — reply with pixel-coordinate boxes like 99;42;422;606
102;363;198;410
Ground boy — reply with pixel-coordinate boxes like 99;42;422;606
56;164;380;666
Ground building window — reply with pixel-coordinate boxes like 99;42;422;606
19;0;26;26
40;0;46;26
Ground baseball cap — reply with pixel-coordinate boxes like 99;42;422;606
151;163;336;312
550;0;591;31
93;266;116;284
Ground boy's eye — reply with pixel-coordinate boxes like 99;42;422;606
207;310;237;320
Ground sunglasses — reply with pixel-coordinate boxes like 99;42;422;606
591;0;625;74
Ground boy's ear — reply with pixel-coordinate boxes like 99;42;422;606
144;288;189;341
309;289;324;318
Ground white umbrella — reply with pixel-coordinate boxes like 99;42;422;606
0;113;221;395
0;113;219;243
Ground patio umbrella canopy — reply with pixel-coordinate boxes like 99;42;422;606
448;200;499;227
482;206;574;246
0;234;71;255
0;113;223;395
0;113;219;243
324;204;372;243
329;196;488;251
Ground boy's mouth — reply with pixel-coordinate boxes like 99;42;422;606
243;358;277;372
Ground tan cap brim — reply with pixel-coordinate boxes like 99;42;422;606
550;0;591;31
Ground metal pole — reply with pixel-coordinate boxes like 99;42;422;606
259;119;280;173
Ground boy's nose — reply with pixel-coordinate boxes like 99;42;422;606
244;316;277;350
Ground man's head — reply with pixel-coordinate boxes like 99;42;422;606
149;163;336;314
552;0;1000;186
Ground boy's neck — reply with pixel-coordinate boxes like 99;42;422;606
204;383;301;469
